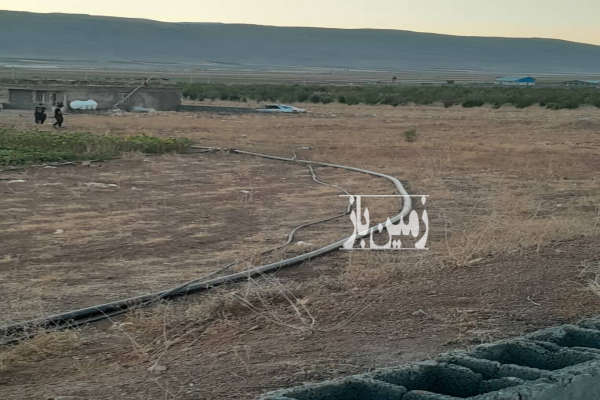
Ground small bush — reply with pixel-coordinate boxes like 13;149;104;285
514;98;535;108
344;95;361;105
403;128;418;143
320;95;334;104
309;94;321;103
462;99;485;108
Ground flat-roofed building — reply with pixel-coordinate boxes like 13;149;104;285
5;85;181;111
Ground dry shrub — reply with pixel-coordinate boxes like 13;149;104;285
580;261;600;297
219;277;315;332
109;301;217;365
0;330;81;371
108;276;312;366
115;276;307;340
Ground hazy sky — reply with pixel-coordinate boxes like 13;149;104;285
3;0;600;45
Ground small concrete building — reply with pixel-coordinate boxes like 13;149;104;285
6;85;181;111
495;76;536;86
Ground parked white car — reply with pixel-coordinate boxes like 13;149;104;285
256;104;306;113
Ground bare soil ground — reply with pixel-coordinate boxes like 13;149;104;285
1;103;599;399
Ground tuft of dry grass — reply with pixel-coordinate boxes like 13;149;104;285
341;250;433;288
581;261;600;297
0;330;81;371
101;276;314;369
440;184;599;268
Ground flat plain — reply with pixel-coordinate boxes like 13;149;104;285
1;102;599;399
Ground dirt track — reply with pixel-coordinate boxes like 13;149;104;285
1;103;599;399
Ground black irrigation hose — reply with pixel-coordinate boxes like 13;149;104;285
263;212;349;255
0;147;412;344
261;164;352;255
0;262;236;345
0;159;117;174
308;164;352;206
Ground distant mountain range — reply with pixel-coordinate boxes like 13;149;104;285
1;10;600;74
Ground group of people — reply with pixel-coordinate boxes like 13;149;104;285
34;103;64;128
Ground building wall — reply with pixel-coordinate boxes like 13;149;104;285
64;88;122;109
7;87;181;111
8;89;67;108
8;89;35;106
64;87;181;111
124;88;182;111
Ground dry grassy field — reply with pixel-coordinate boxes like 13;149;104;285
1;102;599;399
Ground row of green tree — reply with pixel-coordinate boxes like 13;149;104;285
182;83;600;109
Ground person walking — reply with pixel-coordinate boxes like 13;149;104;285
34;104;47;124
53;103;64;128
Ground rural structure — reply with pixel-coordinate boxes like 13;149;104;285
563;80;600;87
495;76;536;86
4;85;181;111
